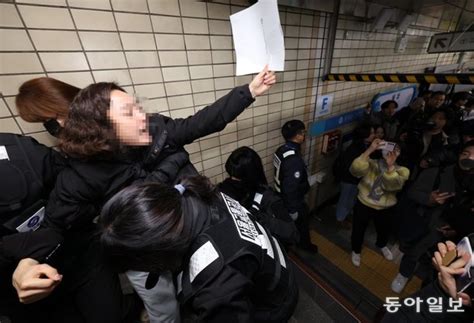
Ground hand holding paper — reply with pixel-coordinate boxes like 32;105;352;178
230;0;285;76
249;65;276;98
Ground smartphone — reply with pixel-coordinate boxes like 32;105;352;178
379;141;396;152
455;235;474;293
442;249;457;266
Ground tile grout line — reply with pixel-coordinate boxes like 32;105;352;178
64;0;96;84
108;0;135;93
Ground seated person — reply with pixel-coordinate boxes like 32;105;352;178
219;146;299;246
99;176;299;322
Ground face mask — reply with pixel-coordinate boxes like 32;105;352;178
43;119;62;137
459;158;474;171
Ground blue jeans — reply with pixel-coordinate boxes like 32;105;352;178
335;182;358;222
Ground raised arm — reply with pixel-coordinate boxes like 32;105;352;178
350;139;383;178
163;67;276;147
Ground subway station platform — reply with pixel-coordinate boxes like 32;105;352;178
289;204;423;322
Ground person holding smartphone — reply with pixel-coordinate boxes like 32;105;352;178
349;139;410;267
383;240;473;322
392;141;474;294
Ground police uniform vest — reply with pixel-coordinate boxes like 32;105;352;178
0;133;51;234
177;193;294;319
273;144;297;193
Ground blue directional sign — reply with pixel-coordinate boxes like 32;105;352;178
309;107;365;137
370;85;417;112
315;94;334;117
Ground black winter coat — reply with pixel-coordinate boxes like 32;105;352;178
6;85;255;262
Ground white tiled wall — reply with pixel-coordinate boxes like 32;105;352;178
0;0;467;190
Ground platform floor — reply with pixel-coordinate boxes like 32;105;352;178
288;203;425;322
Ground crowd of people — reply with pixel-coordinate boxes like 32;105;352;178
333;89;474;321
0;70;473;322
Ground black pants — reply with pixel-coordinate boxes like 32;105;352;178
351;200;391;254
399;216;445;278
295;204;313;247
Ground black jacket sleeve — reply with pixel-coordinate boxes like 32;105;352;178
0;228;64;268
163;85;254;148
260;192;300;246
43;169;100;232
138;149;190;184
407;167;437;206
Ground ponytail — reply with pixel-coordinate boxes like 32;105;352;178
178;175;218;204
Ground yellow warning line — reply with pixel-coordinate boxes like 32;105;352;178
310;231;422;301
425;75;438;84
390;75;400;82
445;76;459;84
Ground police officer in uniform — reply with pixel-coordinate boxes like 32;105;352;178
99;176;299;323
273;120;318;252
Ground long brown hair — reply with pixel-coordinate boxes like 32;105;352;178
16;77;80;122
58;82;125;159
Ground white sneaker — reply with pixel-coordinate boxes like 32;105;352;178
351;252;361;267
391;273;409;293
380;246;393;261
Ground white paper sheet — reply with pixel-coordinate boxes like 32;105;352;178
230;0;285;76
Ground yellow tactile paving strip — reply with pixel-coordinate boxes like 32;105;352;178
310;231;422;301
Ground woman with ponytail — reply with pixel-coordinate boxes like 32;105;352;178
219;147;299;246
99;175;298;323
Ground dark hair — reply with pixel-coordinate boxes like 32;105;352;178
420;90;432;98
432;91;446;98
99;175;218;272
461;121;474;136
225;147;267;188
462;140;474;151
428;108;448;120
281;119;305;140
16;77;80;122
381;100;398;110
451;92;471;103
353;124;374;141
466;99;474;108
58;82;125;159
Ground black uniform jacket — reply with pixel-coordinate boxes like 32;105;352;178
178;193;298;323
218;178;299;246
0;134;66;269
274;141;309;214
